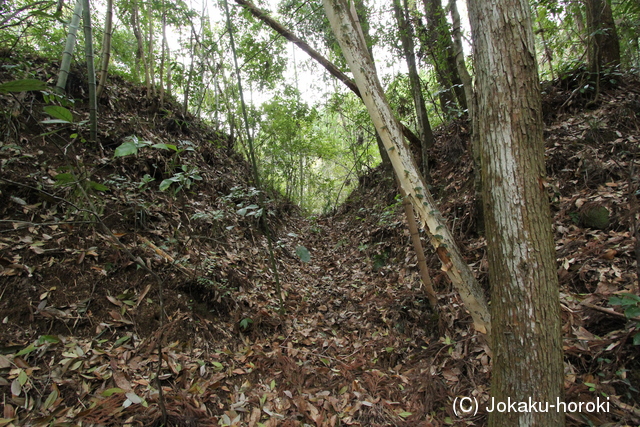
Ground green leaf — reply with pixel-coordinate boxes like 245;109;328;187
621;293;640;303
17;370;28;386
42;389;58;410
633;332;640;346
295;245;311;263
43;106;73;123
398;411;412;418
0;79;46;93
15;344;36;356
624;306;640;318
159;178;176;191
88;181;109;192
114;141;139;157
36;335;60;344
239;318;253;330
609;296;624;306
113;335;131;347
54;173;75;185
152;143;177;151
101;387;124;396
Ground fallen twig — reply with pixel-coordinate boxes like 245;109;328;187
581;301;640;322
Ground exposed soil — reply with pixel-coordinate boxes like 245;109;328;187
1;53;640;426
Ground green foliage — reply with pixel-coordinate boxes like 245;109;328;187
42;105;74;123
236;28;286;91
614;0;640;69
276;0;341;66
52;167;109;221
378;194;403;226
113;137;202;196
531;0;640;77
239;317;253;330
158;164;202;193
4;0;639;217
609;293;640;319
295;245;311;263
0;1;64;56
0;78;47;93
608;293;640;345
256;90;324;210
114;136;153;157
236;204;262;217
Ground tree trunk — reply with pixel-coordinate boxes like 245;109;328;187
447;0;472;116
323;0;491;336
584;0;620;72
146;0;156;97
131;0;149;93
392;0;434;177
183;28;195;114
449;0;482;232
56;0;83;94
159;1;166;106
82;0;97;143
400;186;438;309
96;0;113;99
534;7;556;80
467;1;564;425
421;0;466;114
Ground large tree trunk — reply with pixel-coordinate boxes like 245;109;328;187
467;0;564;425
584;0;620;72
323;0;491;336
392;0;434;177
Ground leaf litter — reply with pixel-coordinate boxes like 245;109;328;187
0;54;639;426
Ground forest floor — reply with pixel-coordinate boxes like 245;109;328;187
1;54;640;426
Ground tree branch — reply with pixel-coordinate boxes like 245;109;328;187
233;0;422;148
